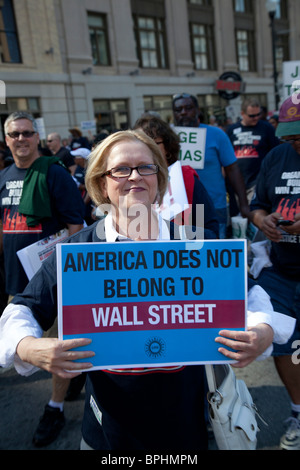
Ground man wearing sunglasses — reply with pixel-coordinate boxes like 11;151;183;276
227;98;279;203
0;111;85;447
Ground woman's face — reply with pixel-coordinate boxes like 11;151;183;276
100;140;159;212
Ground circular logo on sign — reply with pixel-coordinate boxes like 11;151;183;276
145;337;166;358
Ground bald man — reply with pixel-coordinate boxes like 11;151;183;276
47;132;76;174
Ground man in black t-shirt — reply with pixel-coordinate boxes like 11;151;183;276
227;98;279;200
1;116;84;297
250;95;300;451
1;111;85;447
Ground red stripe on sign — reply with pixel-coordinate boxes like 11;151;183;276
62;300;245;335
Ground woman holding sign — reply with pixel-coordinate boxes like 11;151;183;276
0;130;291;451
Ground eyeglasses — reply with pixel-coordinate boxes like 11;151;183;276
103;164;159;178
6;131;36;139
280;137;300;144
246;112;261;118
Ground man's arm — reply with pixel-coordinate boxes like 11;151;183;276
67;223;84;236
48;165;85;230
224;162;250;219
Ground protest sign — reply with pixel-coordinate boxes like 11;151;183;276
283;61;300;101
57;239;246;371
157;161;189;220
35;117;46;140
81;120;97;134
173;126;206;169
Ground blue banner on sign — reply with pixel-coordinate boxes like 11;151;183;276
57;239;247;370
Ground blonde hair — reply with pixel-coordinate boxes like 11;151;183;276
85;129;169;206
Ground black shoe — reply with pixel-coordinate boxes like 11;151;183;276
32;404;65;447
65;373;86;401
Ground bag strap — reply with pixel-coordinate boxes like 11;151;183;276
205;364;217;393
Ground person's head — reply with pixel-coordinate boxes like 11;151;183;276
260;106;268;120
241;99;261;126
62;138;70;147
46;132;61;154
275;95;300;154
4;111;40;167
268;114;279;129
172;93;199;127
92;131;109;150
133;114;180;165
69;127;82;138
85;129;168;212
71;148;91;168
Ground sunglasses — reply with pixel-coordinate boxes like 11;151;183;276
173;93;193;101
246;112;261;119
7;131;36;139
280;137;300;144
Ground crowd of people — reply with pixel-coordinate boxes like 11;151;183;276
0;92;299;451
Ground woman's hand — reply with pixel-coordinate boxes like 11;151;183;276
215;323;274;368
16;336;95;379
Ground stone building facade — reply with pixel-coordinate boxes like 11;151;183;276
0;0;299;141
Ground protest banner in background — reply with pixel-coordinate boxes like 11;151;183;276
57;239;246;371
282;61;300;101
173;126;207;169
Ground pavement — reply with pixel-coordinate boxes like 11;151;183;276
0;357;292;451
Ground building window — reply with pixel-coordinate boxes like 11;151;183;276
88;13;111;66
0;97;40;140
272;0;289;71
275;34;289;72
233;0;254;13
133;15;168;69
190;23;216;70
93;99;129;133
234;0;256;72
143;95;173;122
189;0;212;5
197;94;232;127
275;0;288;19
236;29;256;72
0;0;21;63
0;97;40;114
